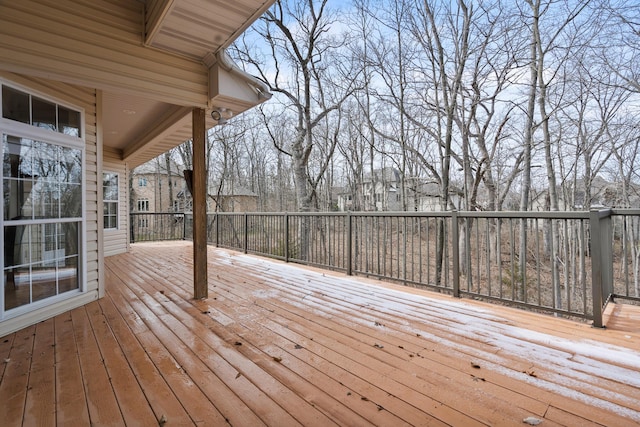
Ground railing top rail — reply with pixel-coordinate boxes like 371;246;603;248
460;210;594;219
611;208;640;215
131;212;185;216
210;210;593;219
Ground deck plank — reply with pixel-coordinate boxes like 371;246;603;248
0;325;35;426
97;289;195;425
0;329;14;382
54;312;91;426
122;259;413;427
104;278;230;426
114;270;315;426
108;265;269;427
70;306;126;426
1;241;639;426
22;319;55;426
203;254;635;426
227;287;541;426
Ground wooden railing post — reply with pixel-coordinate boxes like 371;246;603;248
590;208;613;328
285;213;290;262
214;212;219;247
182;213;187;240
452;210;460;298
347;211;353;276
130;215;135;243
244;213;249;254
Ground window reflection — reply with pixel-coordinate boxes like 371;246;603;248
3;222;80;310
32;97;56;131
3;134;82;311
58;106;81;137
2;85;81;136
2;86;30;124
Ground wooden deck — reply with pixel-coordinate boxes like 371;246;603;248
1;241;639;426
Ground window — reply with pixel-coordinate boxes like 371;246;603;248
103;172;118;230
137;199;149;212
138;177;147;187
2;85;81;137
2;82;84;315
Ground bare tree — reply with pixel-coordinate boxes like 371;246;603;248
235;0;360;212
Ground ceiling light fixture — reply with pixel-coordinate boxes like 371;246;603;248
211;108;232;125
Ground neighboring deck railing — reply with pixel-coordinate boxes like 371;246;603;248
133;209;640;327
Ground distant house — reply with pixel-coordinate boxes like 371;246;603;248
565;176;640;209
342;167;403;211
406;180;445;212
131;159;187;213
337;168;452;212
210;186;259;212
531;176;640;211
335;186;354;211
175;183;258;213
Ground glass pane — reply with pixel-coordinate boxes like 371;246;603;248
3;225;27;268
104;214;115;229
61;222;78;257
3;135;32;178
3;178;36;220
60;183;81;217
59;255;79;293
31;262;57;303
32;140;59;180
2;86;30;124
4;265;31;310
32;97;57;131
61;146;82;184
25;224;43;265
32;181;59;219
103;173;118;200
58;106;81;137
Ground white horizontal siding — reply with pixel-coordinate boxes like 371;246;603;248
103;149;129;257
0;0;208;107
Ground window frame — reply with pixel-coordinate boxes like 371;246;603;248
0;80;86;320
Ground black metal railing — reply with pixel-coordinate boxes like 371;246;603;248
130;212;185;243
133;209;640;327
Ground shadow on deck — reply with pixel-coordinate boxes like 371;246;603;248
1;241;639;426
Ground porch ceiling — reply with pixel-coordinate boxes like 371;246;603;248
109;0;274;167
144;0;271;62
0;0;274;168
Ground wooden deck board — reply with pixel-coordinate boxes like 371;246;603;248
54;312;91;426
1;241;639;426
202;255;639;426
104;279;229;426
70;306;126;426
0;325;34;426
23;319;55;426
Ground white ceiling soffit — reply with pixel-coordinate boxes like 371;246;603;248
113;0;274;168
144;0;274;61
